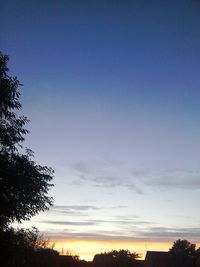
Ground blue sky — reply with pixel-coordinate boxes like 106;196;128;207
1;0;200;260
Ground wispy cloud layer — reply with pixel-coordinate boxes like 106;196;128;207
39;218;154;227
41;220;97;226
143;169;200;189
39;211;200;244
69;160;200;193
52;205;101;211
44;226;200;243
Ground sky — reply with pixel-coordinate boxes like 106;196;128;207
1;0;200;261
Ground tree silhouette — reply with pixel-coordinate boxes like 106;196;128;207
169;239;200;267
169;239;196;258
0;52;54;228
93;249;140;267
0;227;59;267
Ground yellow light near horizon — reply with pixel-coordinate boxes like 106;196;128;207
52;240;173;261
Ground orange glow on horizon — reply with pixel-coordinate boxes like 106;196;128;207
52;240;174;261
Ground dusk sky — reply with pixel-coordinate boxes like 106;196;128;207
1;0;200;260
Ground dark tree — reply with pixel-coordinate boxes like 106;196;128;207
0;227;59;267
34;247;59;267
93;249;140;267
169;239;196;258
110;249;140;260
0;53;28;150
169;239;200;267
0;52;54;228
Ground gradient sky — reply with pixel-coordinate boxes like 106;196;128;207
1;0;200;260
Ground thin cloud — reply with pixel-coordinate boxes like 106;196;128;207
92;176;143;194
139;227;200;241
87;219;155;226
44;226;200;243
39;218;154;227
70;160;200;192
51;205;128;213
69;161;92;174
92;176;123;188
41;220;97;226
69;160;143;194
48;205;102;217
52;205;101;211
142;169;200;190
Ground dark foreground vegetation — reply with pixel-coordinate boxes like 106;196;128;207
0;52;55;265
0;228;141;267
0;52;54;230
1;228;200;267
145;239;200;267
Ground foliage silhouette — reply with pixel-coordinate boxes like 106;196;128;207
169;239;200;267
169;239;199;257
0;52;54;228
0;53;28;150
93;249;140;267
0;227;59;267
0;227;93;267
